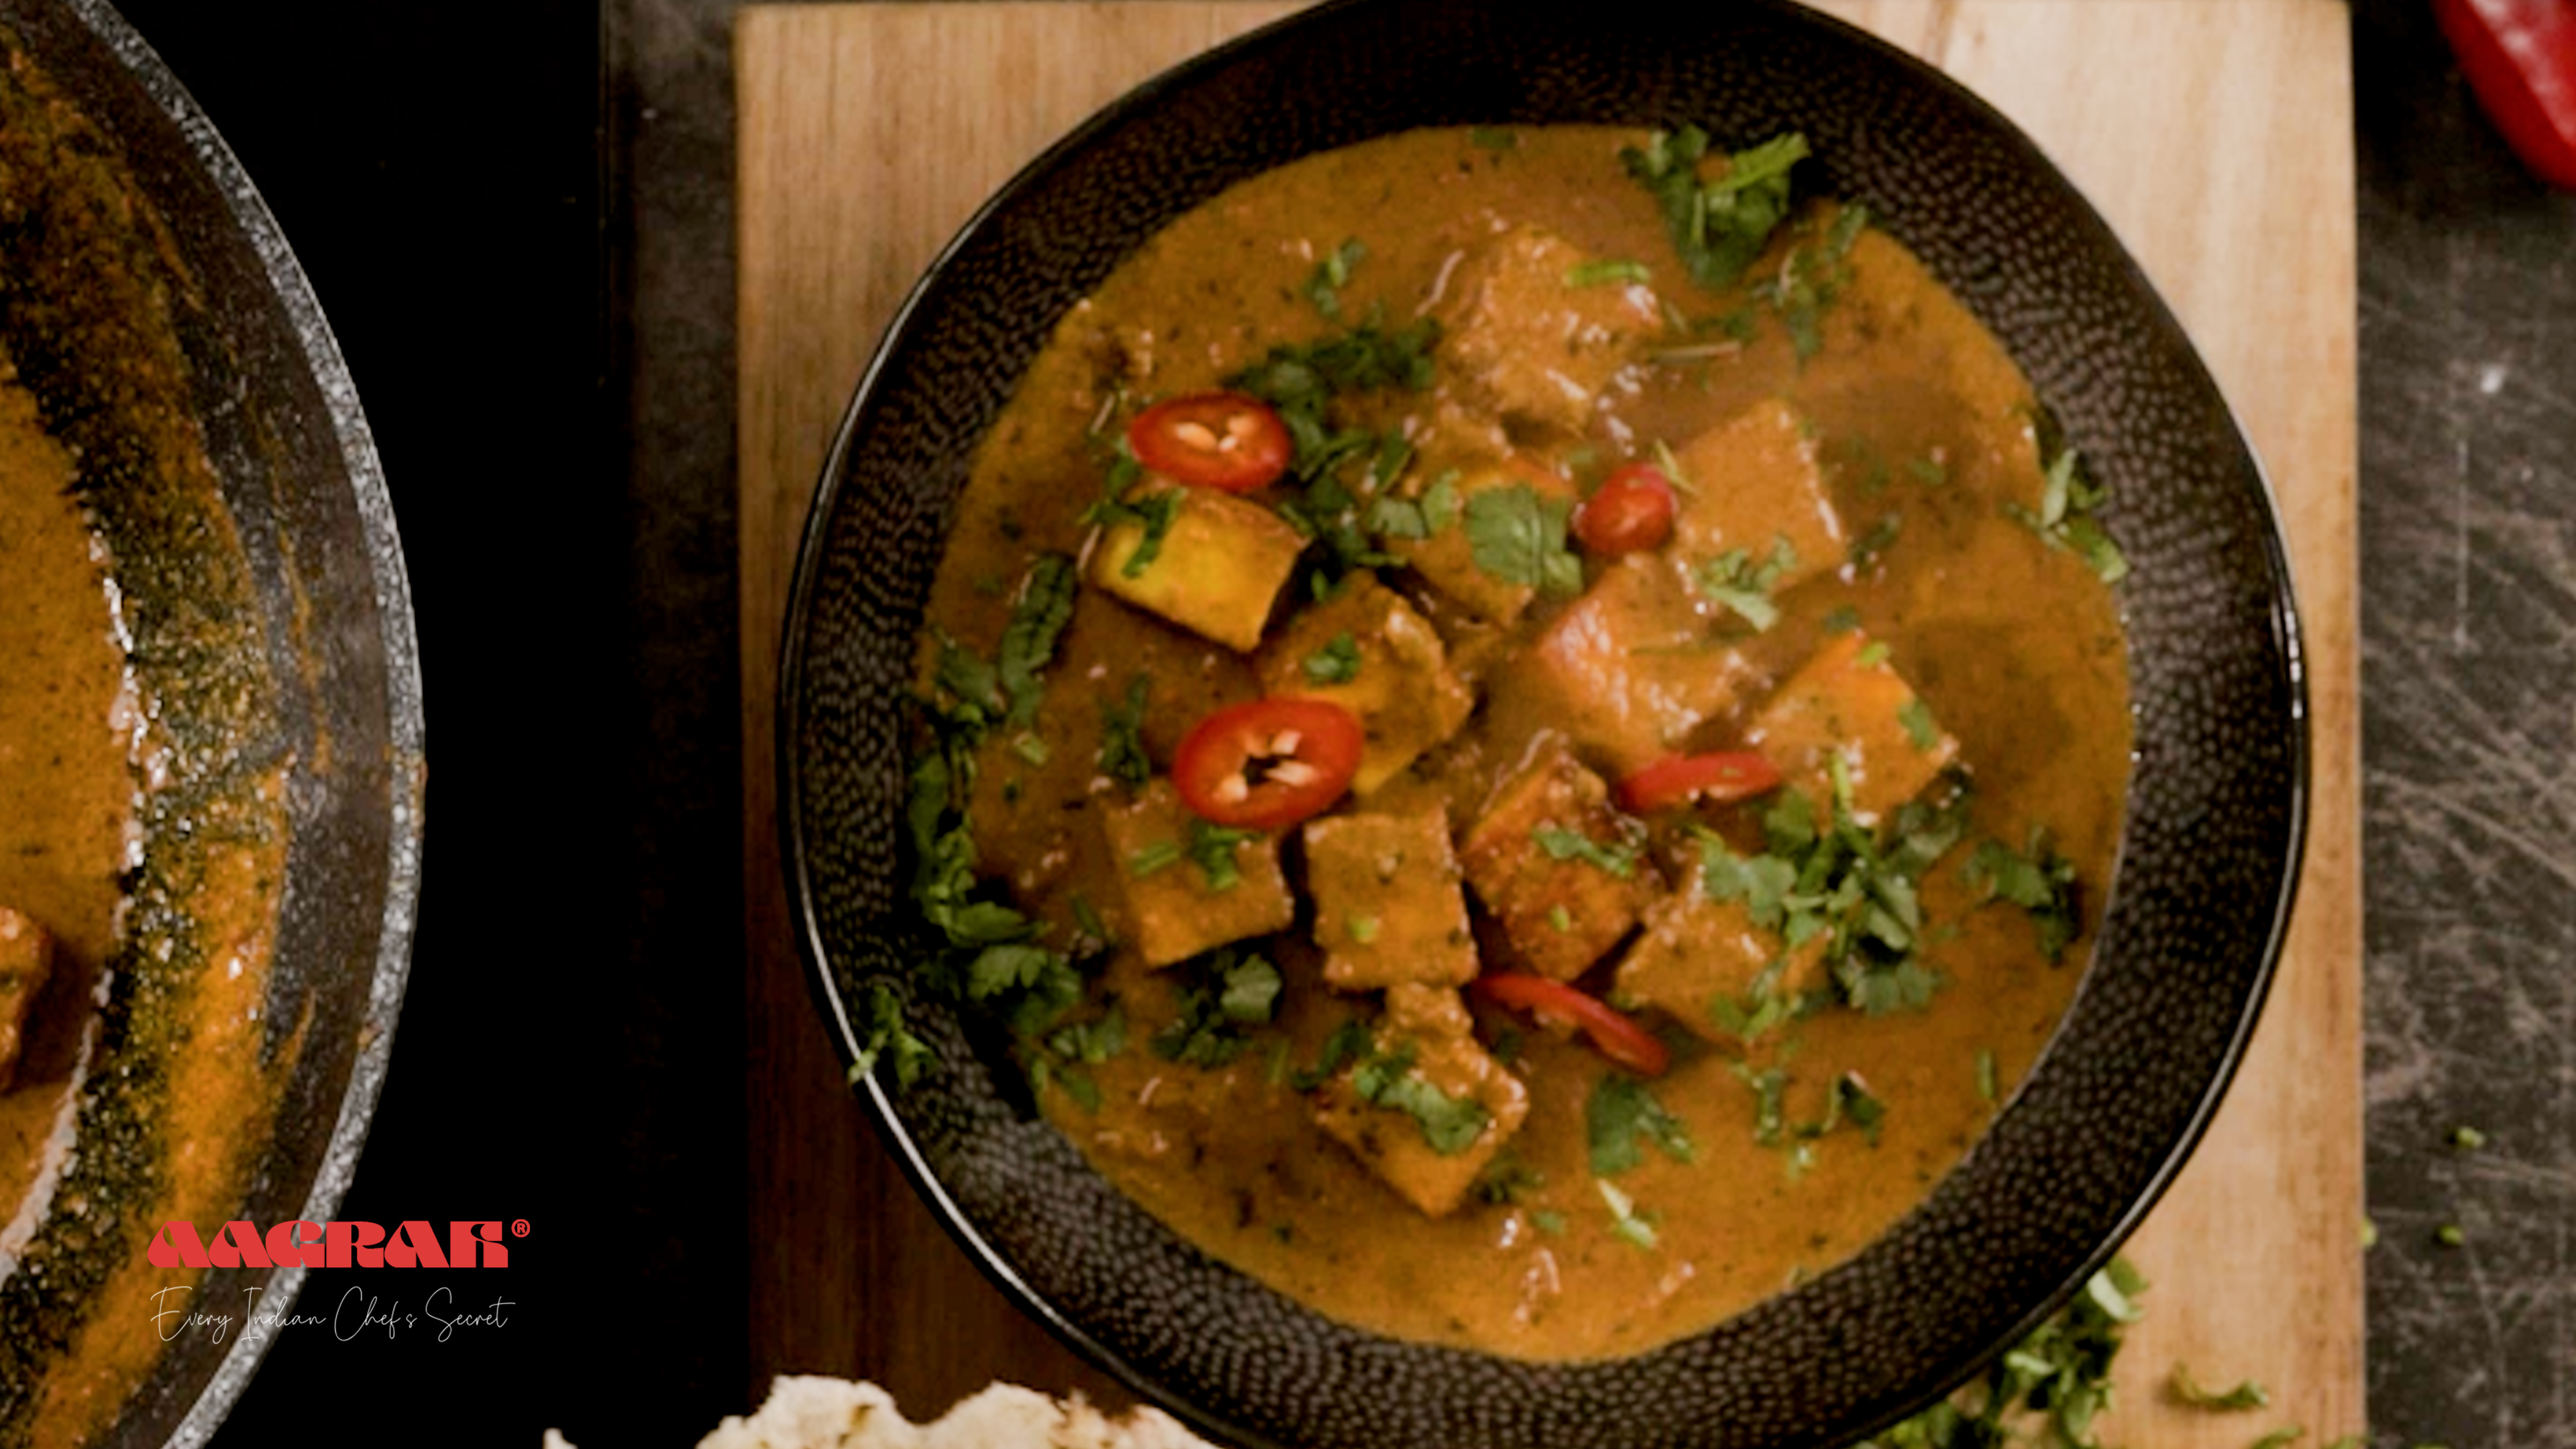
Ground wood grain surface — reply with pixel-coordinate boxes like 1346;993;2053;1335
736;2;2361;1439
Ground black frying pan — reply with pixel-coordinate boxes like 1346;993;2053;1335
0;1;421;1444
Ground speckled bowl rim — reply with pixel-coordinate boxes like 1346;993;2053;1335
779;1;2308;1444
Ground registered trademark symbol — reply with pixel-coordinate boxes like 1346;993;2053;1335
511;1218;531;1238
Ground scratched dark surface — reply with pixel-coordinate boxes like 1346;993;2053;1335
74;0;2574;1444
2353;0;2576;1445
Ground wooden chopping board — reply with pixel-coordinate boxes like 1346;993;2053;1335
737;2;2361;1441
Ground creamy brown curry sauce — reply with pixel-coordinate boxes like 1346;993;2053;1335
0;362;129;1232
905;127;2130;1360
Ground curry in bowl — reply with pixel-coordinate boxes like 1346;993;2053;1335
883;123;2130;1360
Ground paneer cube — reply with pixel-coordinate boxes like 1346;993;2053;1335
1391;455;1580;628
1745;630;1960;826
1507;556;1758;773
1313;983;1529;1216
0;906;54;1089
1665;399;1846;626
1301;805;1479;991
1101;780;1296;968
1088;482;1306;651
1456;737;1662;981
1254;576;1475;794
1435;225;1662;434
1613;888;1829;1044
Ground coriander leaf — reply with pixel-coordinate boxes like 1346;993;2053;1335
1966;828;2082;963
1464;482;1583;597
1595;1177;1660;1249
996;554;1079;730
2171;1364;2271;1411
850;983;934;1089
1693;536;1796;630
965;942;1060;1002
1352;1040;1490;1153
1292;1017;1375;1091
2008;444;2130;584
1620;127;1809;291
1305;237;1367;321
1152;949;1281;1068
1303;631;1364;684
1097;674;1152;788
1469;126;1517;151
1566;258;1653;287
1897;696;1943;751
1373;1073;1491;1155
1848;513;1902;569
1187;818;1263;892
1587;1075;1697;1176
1535;824;1640;878
1474;1157;1544;1205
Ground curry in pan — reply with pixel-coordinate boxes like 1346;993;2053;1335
888;126;2129;1360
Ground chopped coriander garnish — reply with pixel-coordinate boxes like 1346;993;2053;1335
1699;777;1970;1016
1291;1018;1375;1091
1751;202;1868;361
1975;1047;1998;1104
1619;127;1809;291
1474;1156;1544;1205
1587;1075;1697;1176
1365;469;1462;541
1464;481;1584;597
1731;1061;1789;1145
2250;1429;2306;1449
1966;828;2082;963
1823;1073;1887;1145
1821;604;1862;634
850;983;933;1089
1546;904;1574;933
1848;513;1902;569
1534;824;1640;877
1128;840;1183;877
1469;126;1518;151
1009;732;1050;766
2170;1364;2271;1411
1864;1258;2147;1449
1346;914;1382;945
1909;454;1950;486
1097;673;1152;788
1304;237;1367;321
1530;1209;1568;1235
1353;1042;1491;1154
1897;696;1943;751
2008;443;2131;584
1303;631;1364;685
1693;536;1796;629
1854;640;1893;668
1595;1177;1659;1249
1069;892;1114;953
1707;981;1796;1044
1187;818;1263;892
2434;1223;2466;1248
1152;948;1281;1068
2450;1125;2487;1149
1566;258;1653;288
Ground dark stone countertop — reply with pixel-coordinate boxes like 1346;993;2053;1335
82;0;2576;1444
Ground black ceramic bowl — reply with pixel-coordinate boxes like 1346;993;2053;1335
0;1;421;1445
780;3;2304;1446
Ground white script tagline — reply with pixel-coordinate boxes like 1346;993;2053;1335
151;1284;514;1346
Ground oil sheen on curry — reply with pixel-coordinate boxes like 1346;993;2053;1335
902;126;2131;1360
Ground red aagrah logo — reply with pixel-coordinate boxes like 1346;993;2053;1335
148;1220;514;1270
